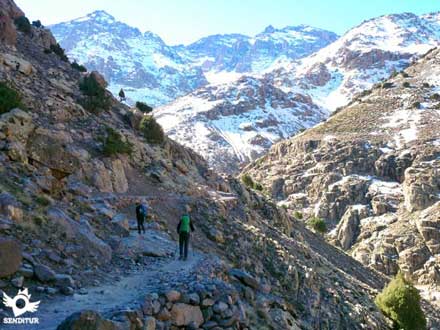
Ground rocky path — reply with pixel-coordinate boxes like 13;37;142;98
6;231;206;330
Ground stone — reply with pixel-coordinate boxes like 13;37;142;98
0;237;22;277
0;53;34;75
57;310;120;330
166;290;181;302
334;205;369;250
55;274;75;288
11;276;23;288
0;193;23;222
187;292;200;305
111;159;128;193
170;303;203;327
202;298;215;307
156;308;171;321
111;213;130;237
143;316;156;330
212;301;229;314
34;264;56;282
228;269;259;289
18;265;33;278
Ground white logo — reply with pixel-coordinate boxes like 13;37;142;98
2;288;40;317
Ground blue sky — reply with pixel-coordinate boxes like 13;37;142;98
15;0;440;45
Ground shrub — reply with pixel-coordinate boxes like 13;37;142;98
14;16;31;34
422;82;430;88
254;182;263;191
401;71;409;78
412;101;421;109
102;127;133;156
242;174;254;188
49;43;68;62
32;20;42;28
307;217;327;234
402;81;410;88
381;82;393;89
390;69;399;78
139;115;165;144
79;75;111;113
0;82;22;114
294;211;303;220
430;93;440;101
71;61;87;72
35;195;51;207
375;273;426;330
136;101;153;113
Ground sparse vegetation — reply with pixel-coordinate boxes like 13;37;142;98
14;16;31;34
49;43;69;62
35;195;51;207
102;127;133;156
381;82;393;89
412;101;421;109
136;101;153;114
242;174;254;188
139;115;165;144
402;81;410;88
0;82;22;114
430;93;440;101
79;74;111;113
71;61;87;72
254;182;263;191
422;82;430;88
400;71;409;78
375;273;426;330
31;20;42;28
307;217;327;234
294;211;303;220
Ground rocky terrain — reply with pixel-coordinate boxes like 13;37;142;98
243;46;440;323
50;11;337;107
0;1;405;329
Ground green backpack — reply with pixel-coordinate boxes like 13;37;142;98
180;215;190;233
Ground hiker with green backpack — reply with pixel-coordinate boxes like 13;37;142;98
177;205;195;260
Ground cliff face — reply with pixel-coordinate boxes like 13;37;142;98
0;2;395;329
244;48;440;322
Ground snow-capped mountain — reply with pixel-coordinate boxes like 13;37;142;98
182;25;338;78
155;75;327;173
50;11;208;106
270;12;440;110
155;12;440;173
49;11;338;105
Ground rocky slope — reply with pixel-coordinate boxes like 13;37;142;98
50;12;337;106
243;47;440;323
0;1;395;329
155;12;440;173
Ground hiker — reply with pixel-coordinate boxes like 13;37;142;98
135;200;148;235
177;205;195;260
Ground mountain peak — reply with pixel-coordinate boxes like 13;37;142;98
262;25;276;34
71;10;116;24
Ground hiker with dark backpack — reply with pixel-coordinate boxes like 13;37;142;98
135;201;148;235
177;205;195;260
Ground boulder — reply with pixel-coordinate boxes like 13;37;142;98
0;237;21;277
170;303;203;327
0;108;34;144
57;310;120;330
0;53;33;75
111;213;130;237
143;316;156;330
335;205;369;250
110;159;128;193
165;290;181;302
47;208;112;262
228;269;259;289
34;264;56;282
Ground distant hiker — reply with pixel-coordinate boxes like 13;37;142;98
177;205;195;260
135;201;148;235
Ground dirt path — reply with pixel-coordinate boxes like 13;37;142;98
6;231;204;330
